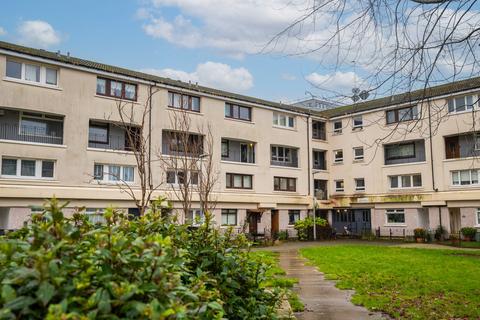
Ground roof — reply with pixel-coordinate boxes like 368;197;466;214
320;77;480;118
1;40;479;119
0;41;311;116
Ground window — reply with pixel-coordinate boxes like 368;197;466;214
355;178;365;191
88;121;109;144
389;174;422;188
221;209;237;226
1;158;55;179
385;142;415;160
273;112;295;128
6;59;58;86
226;173;253;189
168;92;200;112
386;209;405;224
93;164;134;183
475;135;480;151
96;78;137;101
225;103;251;121
271;146;298;167
85;208;106;224
313;150;326;170
477;208;480;225
333;121;342;134
335;180;345;192
165;170;198;185
386;105;419;124
221;139;229;157
448;95;474;113
353;147;364;161
334;149;343;163
19;111;64;139
274;176;296;192
451;169;479;186
288;210;300;225
163;131;203;156
352;116;363;129
312;121;326;140
186;209;204;225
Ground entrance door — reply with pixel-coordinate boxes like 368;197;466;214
449;208;461;234
248;211;259;234
271;210;279;235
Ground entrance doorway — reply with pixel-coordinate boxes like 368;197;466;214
271;210;279;235
247;210;260;235
449;208;461;234
332;209;371;235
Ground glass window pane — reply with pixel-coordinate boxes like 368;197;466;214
97;78;106;94
280;178;287;190
460;170;471;185
233;175;242;188
455;97;466;112
273;113;278;125
46;68;57;85
182;95;190;109
452;171;459;185
448;100;455;113
94;164;104;180
21;160;36;176
413;174;422;187
386;110;396;123
89;123;108;143
173;93;181;108
225;104;231;117
401;175;411;187
279;115;286;126
466;96;474;109
472;170;478;184
239;106;250;120
243;175;252;188
191;97;200;111
6;60;22;79
390;176;398;188
25;64;40;82
166;171;176;184
288;116;294;127
123;166;134;182
124;84;136;100
41;161;54;178
108;165;121;181
1;159;17;175
191;171;199;185
110;81;122;97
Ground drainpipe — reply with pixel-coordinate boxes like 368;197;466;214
426;101;436;191
148;84;154;190
307;114;311;196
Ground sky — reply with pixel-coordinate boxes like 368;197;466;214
0;0;355;104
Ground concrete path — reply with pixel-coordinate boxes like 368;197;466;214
264;240;388;320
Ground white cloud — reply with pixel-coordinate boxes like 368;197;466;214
142;61;253;92
306;71;362;94
0;27;6;36
281;73;296;81
17;20;61;48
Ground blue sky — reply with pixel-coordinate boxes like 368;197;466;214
0;0;342;104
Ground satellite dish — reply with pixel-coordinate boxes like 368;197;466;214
352;88;360;94
359;90;369;100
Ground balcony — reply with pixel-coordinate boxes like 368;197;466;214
445;133;480;159
88;121;140;152
0;109;64;145
271;145;299;168
221;138;255;164
384;139;425;165
162;130;203;157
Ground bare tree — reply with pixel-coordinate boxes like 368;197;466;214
91;87;163;216
159;108;219;225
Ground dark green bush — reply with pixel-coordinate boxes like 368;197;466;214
0;198;282;319
294;217;327;241
460;227;477;238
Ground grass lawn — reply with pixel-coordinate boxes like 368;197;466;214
249;251;304;312
301;245;480;320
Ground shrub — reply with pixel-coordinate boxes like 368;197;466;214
434;225;447;240
414;228;426;238
277;231;289;241
0;198;282;319
294;217;327;241
460;227;477;238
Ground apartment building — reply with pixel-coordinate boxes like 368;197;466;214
0;41;479;237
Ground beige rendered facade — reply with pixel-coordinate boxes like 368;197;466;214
0;41;479;238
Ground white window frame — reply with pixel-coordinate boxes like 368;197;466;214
335;179;344;192
389;174;422;189
448;95;475;114
451;169;479;186
1;157;55;180
93;164;135;184
334;149;343;163
186;209;204;226
352;116;363;129
5;59;59;87
85;208;106;224
385;209;405;225
272;112;295;129
355;178;365;191
353;147;364;161
333;121;342;134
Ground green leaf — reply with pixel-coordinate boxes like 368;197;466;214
37;282;55;306
1;284;16;302
4;296;35;311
